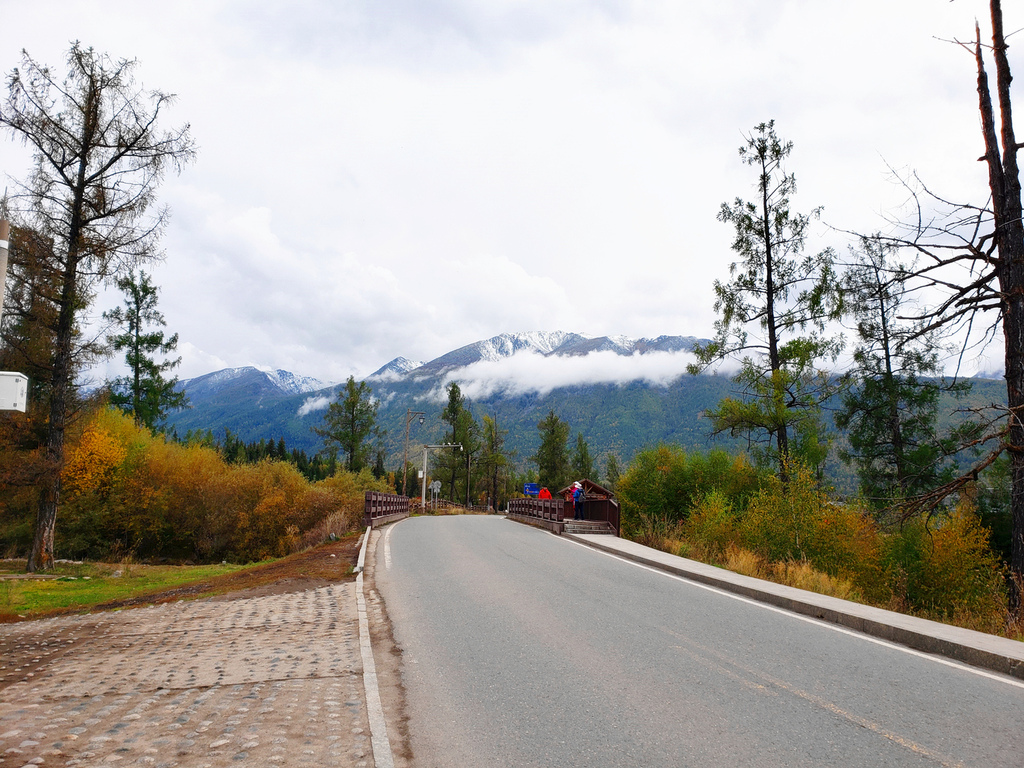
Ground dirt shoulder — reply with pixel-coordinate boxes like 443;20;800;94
2;536;363;622
104;536;364;607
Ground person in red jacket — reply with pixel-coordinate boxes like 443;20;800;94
538;487;552;499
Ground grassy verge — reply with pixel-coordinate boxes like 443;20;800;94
0;560;247;619
0;535;363;622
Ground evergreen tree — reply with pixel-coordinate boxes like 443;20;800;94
104;270;187;430
531;410;570;492
604;453;621;492
571;433;594;481
689;121;842;480
372;448;386;480
313;376;381;472
479;414;513;510
439;382;479;503
836;237;970;508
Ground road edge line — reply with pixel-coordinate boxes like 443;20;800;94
356;525;395;768
563;533;1024;682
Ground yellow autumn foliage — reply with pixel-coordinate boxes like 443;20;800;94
62;426;128;497
55;407;390;563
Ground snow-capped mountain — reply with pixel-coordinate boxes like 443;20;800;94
181;366;330;400
368;356;425;381
378;331;704;378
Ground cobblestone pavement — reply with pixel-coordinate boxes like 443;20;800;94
0;584;376;767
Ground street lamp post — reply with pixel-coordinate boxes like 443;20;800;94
402;408;425;496
421;443;461;510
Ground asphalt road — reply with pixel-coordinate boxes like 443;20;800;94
373;515;1024;768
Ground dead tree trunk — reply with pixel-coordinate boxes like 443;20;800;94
976;2;1024;613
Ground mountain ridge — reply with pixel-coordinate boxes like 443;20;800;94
165;332;1007;480
167;330;714;462
369;331;704;380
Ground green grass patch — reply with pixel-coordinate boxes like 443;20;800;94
0;560;248;619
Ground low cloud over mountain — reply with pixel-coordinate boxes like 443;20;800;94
369;331;706;399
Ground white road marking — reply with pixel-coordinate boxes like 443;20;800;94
384;523;394;570
356;526;395;768
561;535;1024;691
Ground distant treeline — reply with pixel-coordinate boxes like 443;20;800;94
175;428;341;483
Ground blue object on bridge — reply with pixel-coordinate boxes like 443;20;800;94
523;483;540;496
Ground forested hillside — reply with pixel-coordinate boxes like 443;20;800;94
165;366;1007;487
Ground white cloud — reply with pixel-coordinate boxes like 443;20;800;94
297;395;332;417
0;0;1014;385
425;348;698;400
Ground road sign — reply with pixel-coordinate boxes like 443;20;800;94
524;483;539;496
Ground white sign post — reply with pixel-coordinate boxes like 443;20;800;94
420;443;462;510
0;220;8;314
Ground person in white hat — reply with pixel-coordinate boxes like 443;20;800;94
572;482;585;520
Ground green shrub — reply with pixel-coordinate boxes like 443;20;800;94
881;501;1005;620
684;490;742;555
735;463;883;596
618;445;762;539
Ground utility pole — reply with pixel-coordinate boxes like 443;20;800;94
402;408;425;496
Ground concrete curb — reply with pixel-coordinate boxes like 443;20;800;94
564;533;1024;681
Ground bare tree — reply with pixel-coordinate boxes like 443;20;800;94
875;2;1024;615
0;44;195;571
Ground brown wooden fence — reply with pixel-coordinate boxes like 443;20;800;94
363;491;412;528
506;497;566;534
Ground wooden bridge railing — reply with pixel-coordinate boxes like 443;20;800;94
363;491;412;528
506;497;566;533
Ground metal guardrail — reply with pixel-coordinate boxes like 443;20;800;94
363;491;412;528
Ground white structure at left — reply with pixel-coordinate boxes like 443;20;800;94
0;218;29;413
0;372;27;412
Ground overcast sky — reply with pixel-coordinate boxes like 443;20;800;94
0;1;1016;384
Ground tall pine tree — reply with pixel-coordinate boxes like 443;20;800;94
104;270;187;430
689;121;842;480
313;376;381;472
531;410;570;492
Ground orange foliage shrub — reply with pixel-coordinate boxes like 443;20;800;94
56;408;391;563
881;500;1006;622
